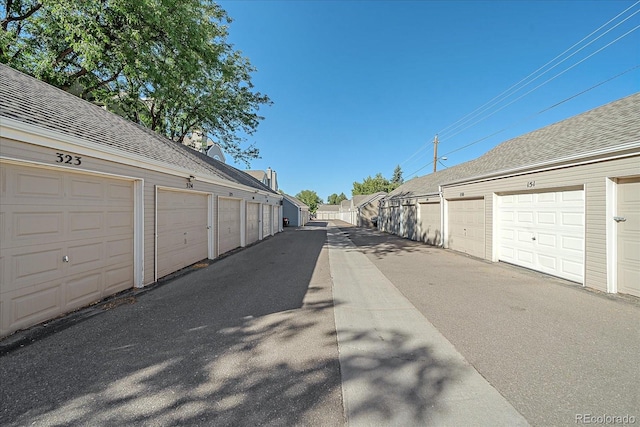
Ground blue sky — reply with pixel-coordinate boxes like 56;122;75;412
218;1;640;202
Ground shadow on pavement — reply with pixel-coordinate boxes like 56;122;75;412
331;221;439;259
1;225;461;426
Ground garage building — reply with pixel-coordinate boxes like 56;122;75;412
381;93;640;298
0;65;282;337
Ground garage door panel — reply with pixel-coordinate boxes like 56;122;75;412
9;284;62;327
15;170;63;199
67;241;102;271
66;273;101;305
12;247;63;285
15;211;64;240
69;211;103;234
104;264;134;293
69;178;103;200
107;209;134;231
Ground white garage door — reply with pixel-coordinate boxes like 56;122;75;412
617;178;640;297
219;198;241;255
448;198;485;258
272;205;279;232
419;202;441;245
0;163;134;337
247;202;260;244
157;189;208;279
263;205;272;237
498;190;584;283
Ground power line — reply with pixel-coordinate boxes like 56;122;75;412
440;23;640;143
437;1;640;139
397;2;640;171
403;64;640;180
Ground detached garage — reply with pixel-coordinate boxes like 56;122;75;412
441;93;640;296
1;64;282;337
383;93;640;298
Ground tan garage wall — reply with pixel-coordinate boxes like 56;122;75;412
442;154;640;292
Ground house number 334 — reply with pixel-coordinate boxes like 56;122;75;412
56;152;82;165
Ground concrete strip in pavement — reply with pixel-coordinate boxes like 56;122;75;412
327;225;529;427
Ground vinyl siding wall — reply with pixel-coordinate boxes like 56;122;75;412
442;154;640;292
1;137;281;287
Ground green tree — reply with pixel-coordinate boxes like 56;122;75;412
1;0;270;165
295;190;322;214
352;167;404;196
352;173;391;195
392;165;404;186
327;192;347;205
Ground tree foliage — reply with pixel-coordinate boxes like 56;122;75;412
295;190;322;214
0;0;270;165
392;164;403;186
352;166;403;196
327;192;347;205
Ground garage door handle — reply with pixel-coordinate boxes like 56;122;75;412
614;216;626;222
531;237;536;241
62;255;69;262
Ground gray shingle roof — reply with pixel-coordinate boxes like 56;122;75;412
388;92;640;199
282;194;309;208
352;192;387;207
316;204;340;212
0;64;274;193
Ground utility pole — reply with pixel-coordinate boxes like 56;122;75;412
433;134;439;173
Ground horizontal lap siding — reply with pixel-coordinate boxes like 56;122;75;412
1;138;278;287
442;155;640;292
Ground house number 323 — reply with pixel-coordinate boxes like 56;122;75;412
56;152;82;165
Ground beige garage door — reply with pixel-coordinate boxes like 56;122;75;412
419;202;441;245
157;189;208;279
617;178;640;297
263;205;272;237
448;198;485;258
0;163;134;337
219;198;241;255
247;202;260;244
